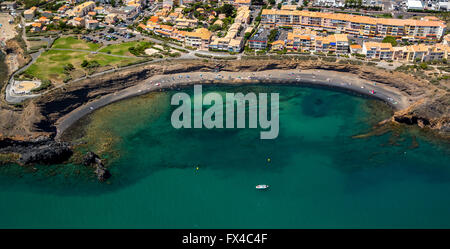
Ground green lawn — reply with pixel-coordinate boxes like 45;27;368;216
52;36;101;51
99;41;151;56
22;37;152;83
24;49;142;83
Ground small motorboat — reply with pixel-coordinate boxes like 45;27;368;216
256;185;269;190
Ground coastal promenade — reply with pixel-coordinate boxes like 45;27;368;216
55;69;409;139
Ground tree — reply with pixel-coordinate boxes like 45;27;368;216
277;3;282;9
81;60;89;67
382;36;398;46
251;0;265;5
58;21;67;30
63;63;74;72
217;4;235;17
268;29;278;43
208;24;222;32
419;62;428;70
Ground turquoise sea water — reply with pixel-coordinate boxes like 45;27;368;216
0;85;449;228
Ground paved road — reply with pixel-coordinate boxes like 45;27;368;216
5;48;44;103
4;16;57;103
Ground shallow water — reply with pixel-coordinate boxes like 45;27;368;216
0;85;449;228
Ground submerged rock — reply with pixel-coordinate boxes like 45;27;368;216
94;163;111;182
82;151;111;182
82;151;97;166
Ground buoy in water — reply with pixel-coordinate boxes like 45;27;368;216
267;158;271;163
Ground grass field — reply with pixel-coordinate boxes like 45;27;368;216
24;49;142;83
99;41;152;56
52;36;101;51
21;37;155;84
99;41;158;56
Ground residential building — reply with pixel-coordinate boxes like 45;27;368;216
163;0;174;9
104;13;119;24
362;42;394;60
0;1;17;10
73;1;96;17
261;9;446;41
248;28;270;50
234;0;251;7
94;6;106;14
393;44;449;62
68;17;85;27
286;28;349;54
24;7;37;20
58;5;70;14
286;28;318;52
313;0;345;7
281;5;299;11
350;44;362;54
31;22;42;32
85;20;99;29
443;34;450;45
209;6;249;52
271;40;285;51
174;18;198;29
229;38;244;52
41;11;53;18
112;5;140;20
315;34;349;54
407;0;424;10
184;28;212;50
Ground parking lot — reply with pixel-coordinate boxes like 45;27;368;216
82;27;141;46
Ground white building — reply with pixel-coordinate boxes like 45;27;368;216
438;0;450;10
313;0;345;7
407;0;424;10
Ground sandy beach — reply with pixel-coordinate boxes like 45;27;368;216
55;69;409;139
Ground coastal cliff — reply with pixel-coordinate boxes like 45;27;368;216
0;58;449;166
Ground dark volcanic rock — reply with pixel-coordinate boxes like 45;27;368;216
82;151;97;166
95;164;111;182
82;151;111;182
18;142;72;165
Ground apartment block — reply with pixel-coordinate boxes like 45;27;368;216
184;28;212;50
261;9;446;41
73;1;96;17
209;6;250;52
248;28;270;50
393;44;449;62
24;7;37;20
286;28;349;54
362;42;394;60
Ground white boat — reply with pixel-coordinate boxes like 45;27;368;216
256;185;269;190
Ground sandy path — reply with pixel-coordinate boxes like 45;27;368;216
54;69;410;139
